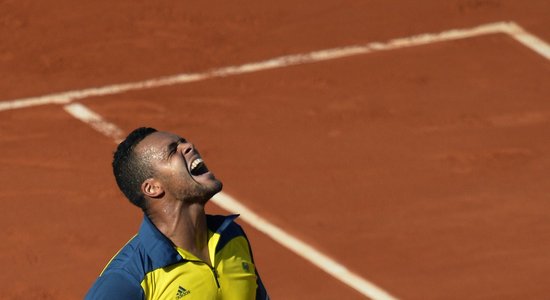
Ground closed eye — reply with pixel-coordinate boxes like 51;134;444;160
166;138;187;158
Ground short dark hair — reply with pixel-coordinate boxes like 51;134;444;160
112;127;158;209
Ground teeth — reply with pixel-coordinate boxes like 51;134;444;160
190;158;203;171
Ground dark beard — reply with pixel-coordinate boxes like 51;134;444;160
179;179;223;204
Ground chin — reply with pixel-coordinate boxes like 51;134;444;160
185;180;223;204
205;180;223;199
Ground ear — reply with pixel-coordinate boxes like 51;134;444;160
141;178;164;198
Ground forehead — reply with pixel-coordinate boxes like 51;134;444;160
135;131;182;157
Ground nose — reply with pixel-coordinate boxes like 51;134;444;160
178;142;194;155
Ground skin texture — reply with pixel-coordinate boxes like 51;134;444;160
134;131;223;265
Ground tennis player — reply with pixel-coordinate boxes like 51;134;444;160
85;127;269;300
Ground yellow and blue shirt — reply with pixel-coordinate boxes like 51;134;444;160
85;214;269;300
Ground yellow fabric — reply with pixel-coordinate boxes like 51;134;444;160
140;233;258;300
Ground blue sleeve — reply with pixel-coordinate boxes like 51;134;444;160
255;269;270;300
85;270;144;300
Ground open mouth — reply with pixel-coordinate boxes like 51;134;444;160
189;158;209;176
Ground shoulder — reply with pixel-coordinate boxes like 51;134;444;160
207;214;256;259
85;237;149;300
103;235;151;280
85;268;144;300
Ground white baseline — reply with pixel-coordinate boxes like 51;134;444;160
2;21;549;112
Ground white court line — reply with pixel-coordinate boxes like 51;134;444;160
63;102;399;300
213;192;398;300
502;22;550;60
63;103;125;143
2;21;550;112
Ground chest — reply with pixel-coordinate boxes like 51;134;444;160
141;238;258;300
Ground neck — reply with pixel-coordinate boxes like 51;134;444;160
147;200;211;265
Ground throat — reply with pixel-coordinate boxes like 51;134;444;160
149;203;212;264
196;246;212;266
179;232;212;266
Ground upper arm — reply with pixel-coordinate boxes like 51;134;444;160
85;270;144;300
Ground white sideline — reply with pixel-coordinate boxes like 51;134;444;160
63;102;399;300
2;21;550;112
212;192;398;300
63;103;125;143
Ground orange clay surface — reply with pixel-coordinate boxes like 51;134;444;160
1;1;550;299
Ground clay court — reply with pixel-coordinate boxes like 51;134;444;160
1;1;550;299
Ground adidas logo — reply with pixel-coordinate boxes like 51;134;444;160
176;286;191;299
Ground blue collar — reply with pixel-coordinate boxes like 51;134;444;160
137;214;240;269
